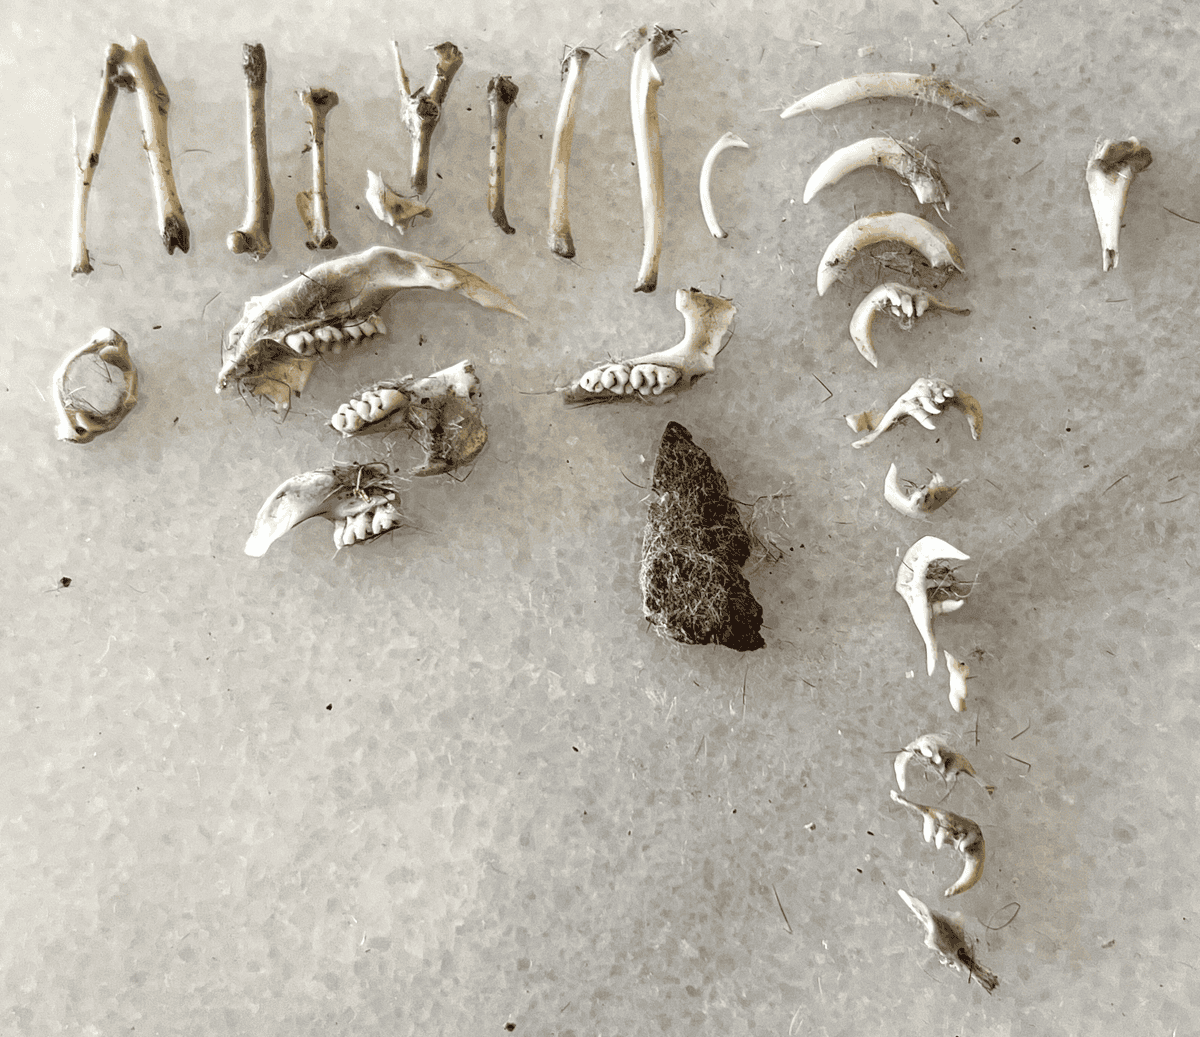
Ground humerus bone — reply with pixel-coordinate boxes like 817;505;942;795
894;733;993;795
891;790;986;896
227;43;274;259
945;650;971;712
547;47;591;258
71;37;190;274
52;328;138;443
699;131;749;239
804;137;949;210
1086;137;1152;272
897;890;998;992
364;170;431;233
245;462;404;557
562;288;735;405
297;87;339;250
896;535;970;676
850;283;970;367
217;245;524;416
884;463;958;518
394;41;463;195
818;211;964;296
850;376;981;448
487;75;519;234
330;360;487;476
782;73;998;123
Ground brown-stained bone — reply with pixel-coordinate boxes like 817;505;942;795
393;41;463;195
297;87;339;250
228;43;274;259
487;75;519;234
547;48;590;258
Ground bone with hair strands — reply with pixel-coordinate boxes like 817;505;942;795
364;170;431;233
228;43;274;259
547;47;591;258
699;131;749;239
891;790;986;897
895;535;970;677
71;37;190;275
804;137;949;211
897;890;999;993
297;87;339;250
486;75;519;233
884;462;959;518
818;211;964;297
394;41;463;195
562;288;735;405
894;733;994;795
52;328;139;443
781;73;999;123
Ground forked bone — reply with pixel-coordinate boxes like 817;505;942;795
227;43;274;259
562;288;735;405
891;791;986;897
850;283;970;367
487;75;519;234
805;137;949;210
394;41;463;195
52;328;138;443
365;170;431;233
297;87;339;250
894;733;994;795
699;131;749;239
818;212;964;296
1086;137;1152;272
896;535;970;677
851;377;981;448
782;73;999;123
884;462;958;517
547;47;591;258
897;890;998;993
217;245;524;416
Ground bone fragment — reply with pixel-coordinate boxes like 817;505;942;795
850;283;970;367
547;47;591;258
884;463;958;518
364;170;431;233
782;73;998;123
297;87;339;250
394;41;463;194
484;75;519;234
945;650;971;712
228;43;274;259
894;733;993;795
804;137;949;210
52;328;139;443
897;890;999;992
1086;137;1152;272
818;211;964;296
891;791;986;896
851;377;980;448
896;535;969;677
699;131;749;239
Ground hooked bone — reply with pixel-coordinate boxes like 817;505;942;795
891;791;986;897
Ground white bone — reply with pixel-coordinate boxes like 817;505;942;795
699;131;749;238
818;212;964;296
227;43;274;259
891;791;985;896
804;137;948;209
850;282;970;367
897;890;998;993
487;75;519;234
51;328;138;443
945;650;971;712
1086;137;1152;272
851;376;981;448
782;72;998;123
364;170;430;234
394;41;462;195
894;733;993;794
896;535;970;676
884;463;959;518
547;47;591;258
296;87;339;250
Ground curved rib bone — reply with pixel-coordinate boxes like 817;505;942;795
818;211;964;296
547;47;591;258
851;376;981;448
394;41;463;195
850;283;970;367
487;75;519;234
782;73;998;123
364;170;431;233
217;245;524;416
896;535;970;676
699;131;749;239
884;463;958;518
894;733;993;795
563;288;735;405
228;43;274;259
52;328;139;443
891;791;986;896
804;137;948;209
1086;137;1152;272
297;87;339;250
897;890;998;992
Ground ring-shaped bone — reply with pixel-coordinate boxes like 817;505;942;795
781;73;998;123
52;328;139;443
804;137;949;209
818;212;964;296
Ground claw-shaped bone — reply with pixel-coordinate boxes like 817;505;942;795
245;463;403;557
487;75;519;234
850;282;970;367
228;43;274;259
896;535;969;676
818;212;964;296
547;47;591;258
895;733;993;795
850;376;981;447
330;360;487;476
884;463;958;517
805;137;949;210
52;328;139;443
394;41;463;195
217;245;524;416
1086;137;1152;272
297;87;339;250
897;890;998;992
782;73;998;123
365;170;431;233
891;791;986;896
563;288;735;405
945;650;971;712
699;131;749;239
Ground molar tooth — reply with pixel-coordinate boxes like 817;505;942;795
371;507;390;535
377;388;402;409
353;399;373;420
352;511;371;542
367;315;387;336
315;325;337;343
344;322;365;341
579;368;601;392
285;331;307;351
600;366;619;390
628;365;645;389
651;366;679;393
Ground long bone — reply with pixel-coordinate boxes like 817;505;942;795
297;87;339;250
1086;137;1152;272
71;37;190;274
850;376;982;448
699;131;749;239
891;790;986;897
850;283;970;367
486;75;519;234
896;535;970;677
330;360;487;476
897;890;999;993
562;288;735;405
547;47;591;258
364;170;431;233
894;733;993;795
782;73;999;123
394;41;463;195
51;328;139;443
818;211;964;296
217;245;524;416
804;137;949;210
884;462;958;518
228;43;274;259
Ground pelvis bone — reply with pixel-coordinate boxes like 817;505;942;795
52;328;139;443
896;535;970;677
216;246;524;416
891;790;986;897
562;288;736;405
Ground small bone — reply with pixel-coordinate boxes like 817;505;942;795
851;376;980;448
297;87;339;250
228;43;274;259
782;73;998;123
891;791;986;896
945;650;971;712
897;890;999;993
547;47;591;258
894;733;994;795
884;462;958;518
52;327;138;443
818;212;964;296
896;535;970;677
487;75;519;234
563;288;735;405
850;283;970;367
394;41;463;195
805;137;949;210
699;131;749;239
364;170;431;233
1086;137;1152;272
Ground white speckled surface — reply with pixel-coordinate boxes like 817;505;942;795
3;0;1199;1033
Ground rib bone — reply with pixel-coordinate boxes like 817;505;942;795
547;47;591;258
782;73;998;123
394;41;463;195
699;131;749;239
297;87;339;250
1086;137;1152;271
228;43;274;259
487;75;519;234
52;328;139;443
891;791;986;897
897;890;998;993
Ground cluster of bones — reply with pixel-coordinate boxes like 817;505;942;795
60;28;1157;993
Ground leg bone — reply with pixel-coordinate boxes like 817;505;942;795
228;43;274;259
297;87;339;250
487;75;519;234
